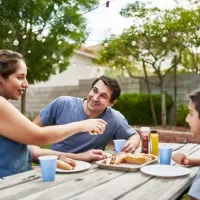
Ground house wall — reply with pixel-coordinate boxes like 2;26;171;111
33;53;104;87
140;73;200;104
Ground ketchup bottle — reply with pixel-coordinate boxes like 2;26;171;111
140;127;150;154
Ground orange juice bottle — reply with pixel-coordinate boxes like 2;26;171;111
150;130;159;156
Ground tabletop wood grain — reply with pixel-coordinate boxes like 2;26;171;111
0;143;199;200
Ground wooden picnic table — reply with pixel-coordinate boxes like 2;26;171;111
0;143;200;200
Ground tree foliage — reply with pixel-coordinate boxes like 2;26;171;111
0;0;99;84
97;0;200;125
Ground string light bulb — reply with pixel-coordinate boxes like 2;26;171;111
104;42;108;47
13;40;19;46
52;53;57;59
132;41;137;46
162;37;167;42
36;34;43;41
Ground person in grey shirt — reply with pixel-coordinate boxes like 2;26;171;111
33;75;140;153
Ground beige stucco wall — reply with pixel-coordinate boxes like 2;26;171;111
33;52;105;87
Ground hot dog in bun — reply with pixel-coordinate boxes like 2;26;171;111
57;156;76;170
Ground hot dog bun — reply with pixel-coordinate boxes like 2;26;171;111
104;153;157;165
104;152;127;165
89;130;99;135
125;153;152;164
89;124;106;135
57;156;76;170
57;160;73;170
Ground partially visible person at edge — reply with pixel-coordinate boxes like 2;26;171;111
0;50;107;178
172;89;200;200
33;75;140;154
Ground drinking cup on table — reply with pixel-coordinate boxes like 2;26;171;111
114;139;126;153
159;147;173;165
38;155;58;182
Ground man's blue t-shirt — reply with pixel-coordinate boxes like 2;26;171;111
40;96;137;153
188;167;200;200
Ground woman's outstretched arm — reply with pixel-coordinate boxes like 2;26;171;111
0;97;106;146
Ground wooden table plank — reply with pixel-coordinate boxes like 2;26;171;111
0;167;98;200
120;167;199;200
18;169;125;200
159;143;186;151
65;172;154;200
0;168;41;190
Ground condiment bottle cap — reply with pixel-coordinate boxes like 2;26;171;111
140;127;150;132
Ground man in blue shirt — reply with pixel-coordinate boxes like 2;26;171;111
33;76;140;153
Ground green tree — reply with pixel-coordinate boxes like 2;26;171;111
97;1;200;126
0;0;99;114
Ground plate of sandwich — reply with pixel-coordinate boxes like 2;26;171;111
96;152;158;171
56;156;91;173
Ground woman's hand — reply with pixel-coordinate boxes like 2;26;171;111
79;119;107;134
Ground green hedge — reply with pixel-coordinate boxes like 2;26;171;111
113;93;173;125
176;102;189;127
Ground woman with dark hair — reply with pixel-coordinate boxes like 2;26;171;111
0;50;106;178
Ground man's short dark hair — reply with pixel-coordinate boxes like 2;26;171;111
189;89;200;118
91;75;121;102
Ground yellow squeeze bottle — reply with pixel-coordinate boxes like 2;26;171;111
150;130;159;156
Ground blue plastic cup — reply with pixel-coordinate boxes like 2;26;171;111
38;155;58;182
159;147;173;165
114;139;126;153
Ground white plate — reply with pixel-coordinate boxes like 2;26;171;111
56;161;91;173
141;164;191;177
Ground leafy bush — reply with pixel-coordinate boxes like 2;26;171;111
176;102;189;127
113;93;173;125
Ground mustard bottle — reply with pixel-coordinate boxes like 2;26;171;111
150;130;159;156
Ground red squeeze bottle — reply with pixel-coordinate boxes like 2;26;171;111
140;127;150;154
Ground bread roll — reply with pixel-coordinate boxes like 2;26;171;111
60;156;76;167
104;152;127;165
125;153;152;164
57;156;76;170
89;130;98;135
57;160;73;170
89;124;106;135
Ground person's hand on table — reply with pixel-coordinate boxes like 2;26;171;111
172;152;189;165
122;141;137;153
78;149;109;162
